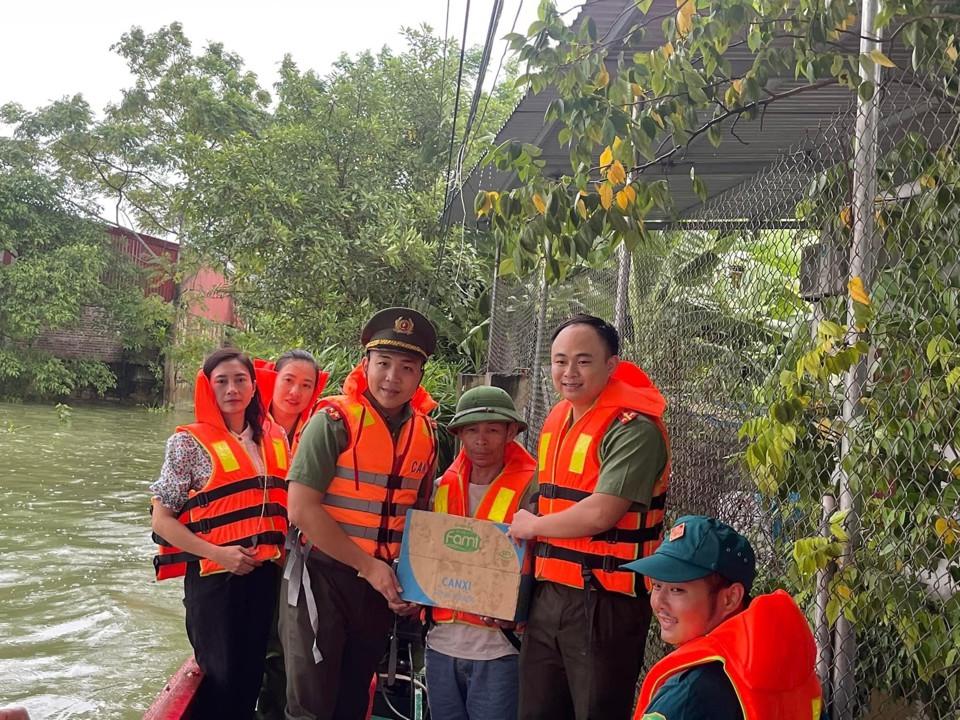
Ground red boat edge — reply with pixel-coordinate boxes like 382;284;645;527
143;656;204;720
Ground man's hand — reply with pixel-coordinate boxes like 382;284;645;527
480;616;517;629
359;556;406;607
215;545;260;575
508;508;540;541
393;601;422;617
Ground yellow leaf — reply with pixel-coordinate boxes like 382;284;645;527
874;210;886;230
919;174;936;189
935;517;949;538
616;189;630;210
532;193;547;215
612;136;623;151
599;183;614;210
631;83;645;98
848;276;872;306
834;583;853;600
577;198;588;219
599;146;613;171
608;160;627;185
676;0;696;38
662;42;675;59
868;49;896;68
623;185;636;203
476;192;494;217
596;67;610;88
839;205;853;228
948;45;959;62
649;110;665;128
732;78;743;94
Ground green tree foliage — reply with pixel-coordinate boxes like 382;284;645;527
0;128;171;399
6;24;519;379
480;0;959;280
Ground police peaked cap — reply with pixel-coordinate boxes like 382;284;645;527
361;307;437;362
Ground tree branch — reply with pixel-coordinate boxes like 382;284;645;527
630;77;839;174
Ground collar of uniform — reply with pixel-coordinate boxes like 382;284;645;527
362;390;413;436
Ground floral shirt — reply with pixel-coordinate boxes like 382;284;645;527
150;426;265;513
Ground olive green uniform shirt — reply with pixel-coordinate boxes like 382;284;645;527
594;412;668;509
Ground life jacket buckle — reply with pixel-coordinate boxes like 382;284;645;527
195;492;210;508
604;528;619;544
198;518;212;534
601;555;620;573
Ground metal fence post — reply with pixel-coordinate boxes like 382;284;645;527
816;493;837;703
614;242;631;336
526;241;552;435
832;0;882;715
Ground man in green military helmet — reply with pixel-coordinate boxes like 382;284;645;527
426;385;538;720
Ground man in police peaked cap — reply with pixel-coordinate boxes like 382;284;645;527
281;307;441;720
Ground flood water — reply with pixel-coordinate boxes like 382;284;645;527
0;402;195;719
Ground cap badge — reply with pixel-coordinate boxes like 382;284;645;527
669;523;686;541
394;317;415;335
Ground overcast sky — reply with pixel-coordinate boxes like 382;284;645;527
1;0;540;119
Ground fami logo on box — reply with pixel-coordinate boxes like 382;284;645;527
444;528;481;553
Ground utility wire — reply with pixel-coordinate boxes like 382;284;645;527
433;0;472;291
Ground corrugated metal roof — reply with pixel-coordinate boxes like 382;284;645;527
446;0;925;226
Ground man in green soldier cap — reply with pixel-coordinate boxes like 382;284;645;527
281;308;440;720
425;385;537;720
624;515;825;720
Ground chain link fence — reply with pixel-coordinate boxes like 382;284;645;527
487;63;960;720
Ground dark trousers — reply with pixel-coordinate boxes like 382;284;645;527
256;583;286;720
280;555;394;720
184;562;281;720
518;580;652;720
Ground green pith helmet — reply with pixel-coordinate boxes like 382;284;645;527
447;386;527;434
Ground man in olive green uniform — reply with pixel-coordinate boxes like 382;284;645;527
509;314;670;720
281;308;439;720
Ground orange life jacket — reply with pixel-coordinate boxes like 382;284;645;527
635;590;825;720
536;362;669;595
153;369;291;580
313;363;438;562
431;441;536;627
254;358;328;455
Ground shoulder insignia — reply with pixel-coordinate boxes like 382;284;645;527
640;714;667;720
618;410;639;425
321;405;343;422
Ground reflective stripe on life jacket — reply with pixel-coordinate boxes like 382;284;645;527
431;441;536;628
152;389;290;580
536;362;670;596
315;366;438;562
635;590;824;720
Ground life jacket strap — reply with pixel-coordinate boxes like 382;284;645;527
179;475;286;514
332;466;422;490
590;523;663;544
339;523;404;544
535;542;631;574
153;530;287;566
323;494;415;516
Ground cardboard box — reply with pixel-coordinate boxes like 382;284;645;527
397;510;532;621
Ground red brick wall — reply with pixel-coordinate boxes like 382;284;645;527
33;306;124;362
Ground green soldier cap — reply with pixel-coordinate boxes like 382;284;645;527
361;307;437;362
447;385;527;434
623;515;756;593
